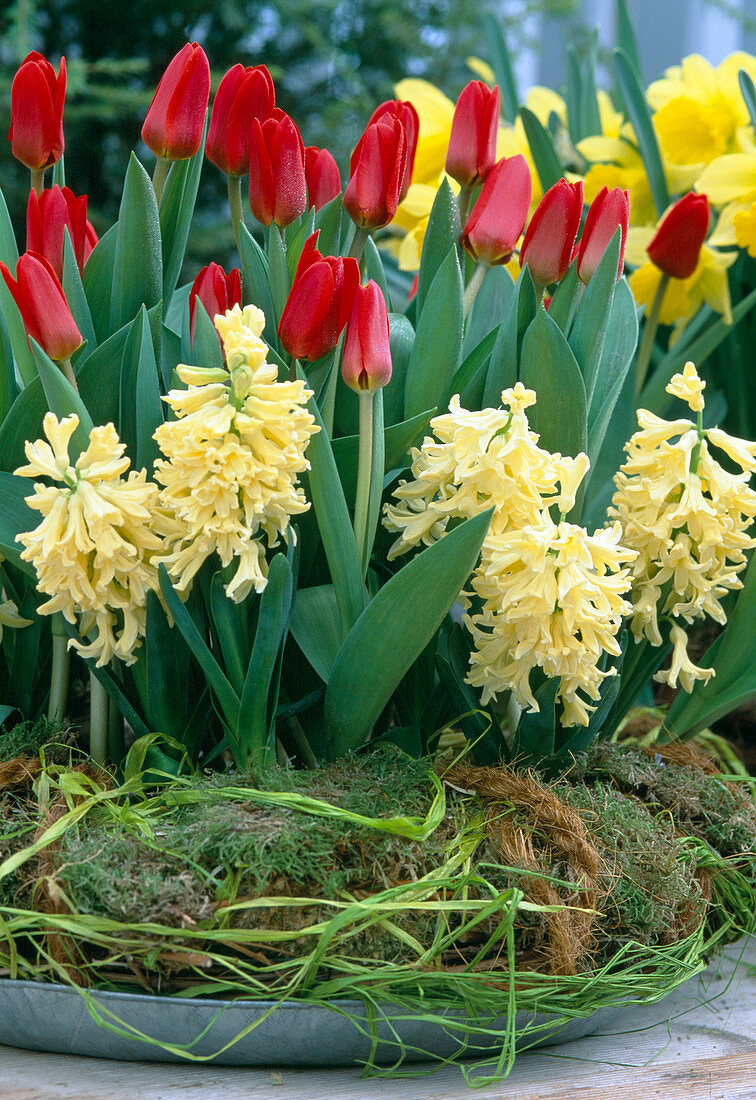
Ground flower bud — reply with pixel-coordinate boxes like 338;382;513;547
342;280;392;393
189;263;242;343
8;52;66;171
445;80;500;189
249;110;307;228
647;192;709;280
576;186;630;284
26;185;92;279
206;64;275;177
0;251;82;361
141;42;210;161
343;116;407;229
461;154;532;265
305;146;342;211
520;178;584;287
365;100;419;201
278;231;360;361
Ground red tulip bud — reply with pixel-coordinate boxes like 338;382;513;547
342;280;392;393
343;116;407;229
445;80;500;188
8;52;66;171
305;146;342;211
189;263;242;342
461;154;532;265
26;185;91;279
576;186;629;284
0;251;82;362
647;192;709;279
365;100;419;201
520;178;584;287
278;231;360;361
141;42;210;161
249;110;307;228
206;64;275;177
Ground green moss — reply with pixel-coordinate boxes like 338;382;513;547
0;717;72;763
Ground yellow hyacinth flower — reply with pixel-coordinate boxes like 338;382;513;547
154;304;318;602
610;362;756;690
16;414;164;666
466;519;635;726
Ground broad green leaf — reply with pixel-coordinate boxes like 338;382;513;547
324;508;492;757
160;121;207;305
586;277;638;469
416;179;460;318
483;12;519;122
240;553;294;763
331;409;432;502
0;279;37;387
119;306;163;472
565;49;583;145
209;572;248;697
482;266;537;406
267;222;291;325
519;107;563;191
0;312;17;425
82;224;117;343
62;230;97;361
0;472;37;575
313;193;343;256
615;0;644;83
520;307;587;462
29;339;94;458
0;379;47;473
579;52;602;140
515;678;559;761
405;247;463;419
363;234;392;311
463;265;513;356
614;49;668;218
546;259;581;335
239;225;278;349
457;325;500;408
290;584;342;682
0;185;18;268
78;311;157;432
187;298;224;369
110;153;163;331
286;210;316;281
580;346;635;532
568;231;620;408
144;590;190;739
383;313;415;427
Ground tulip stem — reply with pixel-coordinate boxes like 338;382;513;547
635;272;670;398
457;185;473;228
58;356;79;392
353;388;384;578
463;262;488;317
152;157;170;205
347;226;369;266
228;175;244;255
30;168;45;196
89;672;109;765
48;616;70;724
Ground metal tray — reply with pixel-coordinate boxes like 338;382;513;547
0;979;629;1066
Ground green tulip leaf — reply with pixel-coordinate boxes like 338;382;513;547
267;222;291;326
456;325;500;408
463;266;514;356
483;12;519;122
331;408;433;502
520;307;587;465
383;312;415;426
82;224;117;343
614;49;669;218
0;278;37;388
29;339;94;459
110;153;163;332
405;247;463;419
160;119;207;306
483;266;537;407
363;234;392;311
324;508;492;757
416;178;460;319
568;230;621;408
0;185;18;269
615;0;644;83
313;194;343;257
239;225;278;350
519;107;563;192
546;259;581;335
0;471;37;575
119;305;163;473
585;277;638;472
286;211;316;282
62;231;97;361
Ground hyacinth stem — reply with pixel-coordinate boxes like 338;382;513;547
635;273;670;398
348;225;369;266
228;175;244;254
58;356;78;392
152;157;170;205
47;617;70;724
89;673;109;765
353;388;384;578
463;262;488;317
30;167;45;195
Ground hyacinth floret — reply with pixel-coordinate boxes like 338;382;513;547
610;360;756;691
154;304;319;602
15;413;164;666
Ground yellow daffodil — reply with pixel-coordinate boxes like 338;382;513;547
610;362;756;690
697;153;756;254
154;304;318;603
16;414;164;667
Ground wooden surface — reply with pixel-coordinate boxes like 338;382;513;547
0;939;754;1099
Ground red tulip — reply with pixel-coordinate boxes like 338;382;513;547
305;146;342;211
365;100;419;201
278;231;360;361
206;64;275;177
576;186;630;284
0;252;82;362
141;42;210;161
343;116;407;229
8;52;66;171
647;192;710;280
26;185;92;279
520;178;584;287
461;154;532;265
342;281;392;393
189;263;242;342
249;110;307;228
445;81;500;189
